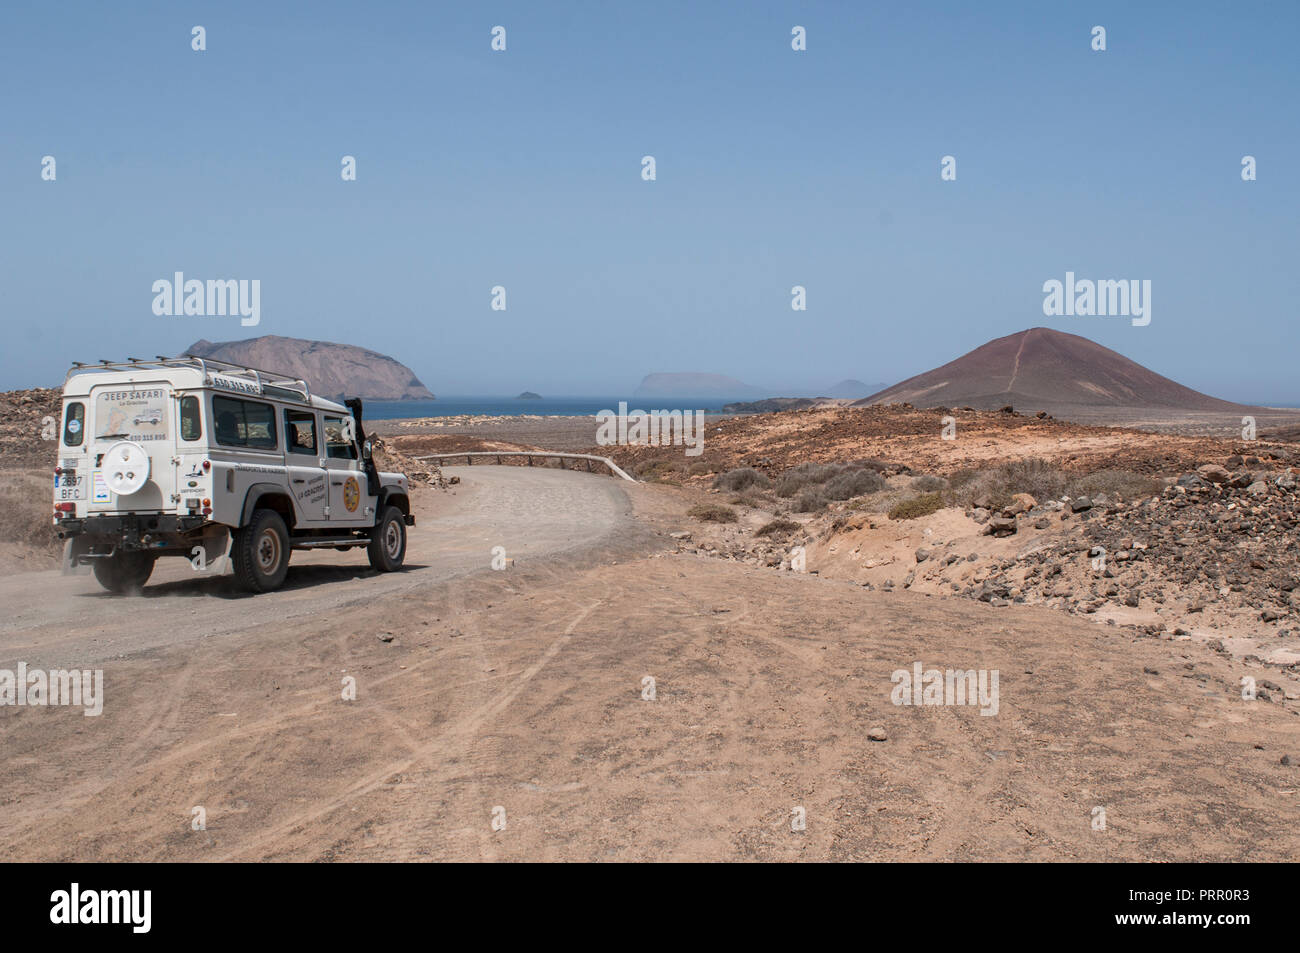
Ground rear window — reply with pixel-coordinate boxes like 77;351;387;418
180;395;202;441
94;387;169;443
212;395;277;450
63;402;85;447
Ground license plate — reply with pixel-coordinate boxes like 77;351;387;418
54;473;85;501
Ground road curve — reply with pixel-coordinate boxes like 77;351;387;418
0;466;633;668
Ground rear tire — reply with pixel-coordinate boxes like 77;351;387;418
367;506;406;572
232;509;291;593
92;550;155;594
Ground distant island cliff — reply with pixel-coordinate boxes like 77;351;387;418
185;335;434;401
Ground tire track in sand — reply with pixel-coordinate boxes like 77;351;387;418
211;597;606;861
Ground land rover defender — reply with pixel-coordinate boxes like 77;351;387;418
53;356;414;594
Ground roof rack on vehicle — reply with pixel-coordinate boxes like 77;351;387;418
65;356;313;404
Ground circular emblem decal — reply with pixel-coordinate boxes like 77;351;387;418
343;476;360;512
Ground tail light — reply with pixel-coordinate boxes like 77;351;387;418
201;460;211;471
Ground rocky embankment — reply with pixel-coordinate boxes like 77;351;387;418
369;436;451;490
968;455;1300;626
676;447;1300;676
0;388;62;469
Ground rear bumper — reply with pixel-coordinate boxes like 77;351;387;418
57;513;209;545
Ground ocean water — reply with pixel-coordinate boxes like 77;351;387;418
362;396;747;420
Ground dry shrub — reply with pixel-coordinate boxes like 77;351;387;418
688;503;738;523
952;458;1067;511
823;469;886;500
755;518;801;537
794;488;828;512
775;463;830;497
1066;469;1164;501
947;468;978;489
777;461;885;500
636;457;687;483
714;467;770;492
888;492;944;520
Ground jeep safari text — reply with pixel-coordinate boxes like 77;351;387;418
53;357;414;593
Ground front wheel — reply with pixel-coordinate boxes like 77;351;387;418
367;506;407;572
92;550;156;594
232;509;291;593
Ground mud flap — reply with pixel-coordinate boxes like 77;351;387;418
190;528;233;575
61;537;92;576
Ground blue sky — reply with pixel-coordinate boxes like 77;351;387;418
3;1;1297;400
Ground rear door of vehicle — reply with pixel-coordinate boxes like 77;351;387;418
54;398;90;513
86;381;173;513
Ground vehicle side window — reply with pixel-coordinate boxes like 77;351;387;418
180;395;202;441
212;395;277;450
284;409;317;455
63;402;85;447
323;415;357;460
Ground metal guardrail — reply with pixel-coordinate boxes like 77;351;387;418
412;451;637;482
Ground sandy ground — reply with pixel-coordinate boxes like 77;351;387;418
1;466;1297;862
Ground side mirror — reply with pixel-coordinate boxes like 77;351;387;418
362;439;372;461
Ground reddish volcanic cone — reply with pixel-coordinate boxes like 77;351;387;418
858;327;1255;415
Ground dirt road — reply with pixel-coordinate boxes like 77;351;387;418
1;466;1297;861
0;466;634;668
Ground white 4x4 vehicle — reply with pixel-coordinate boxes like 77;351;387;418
53;357;413;594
